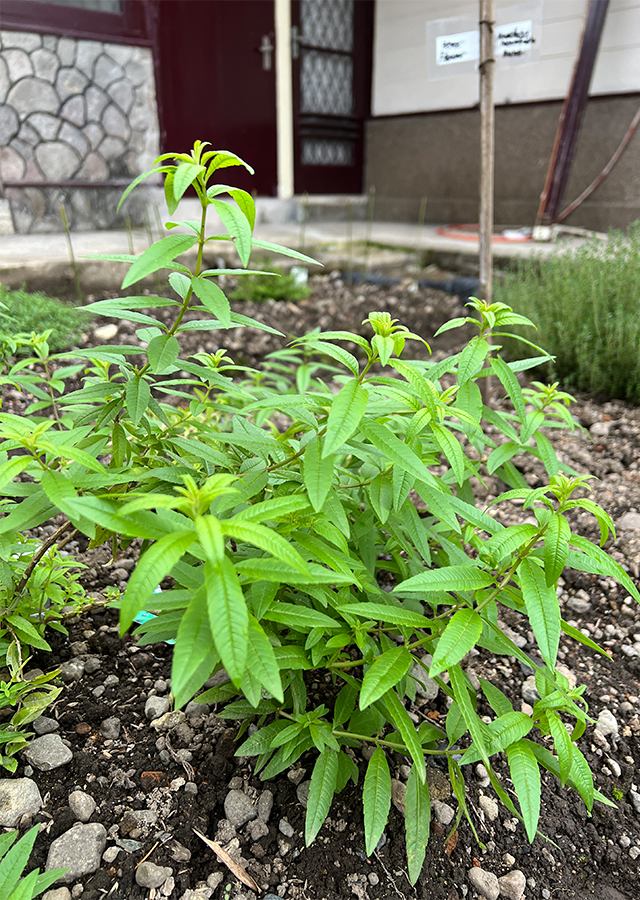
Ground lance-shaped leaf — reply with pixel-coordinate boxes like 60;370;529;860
222;520;310;574
251;238;319;265
191;275;231;327
363;748;392;856
458;337;489;384
490;355;527;421
430;422;466;485
323;380;368;456
210;199;252;266
171;592;220;708
147;334;179;373
383;689;425;781
262;604;339;632
394;566;494;594
305;749;338;845
173;162;204;201
125;375;151;425
303;436;334;511
506;739;541;842
405;762;431;884
544;512;570;586
519;558;560;668
547;711;573;786
245;615;283;702
360;648;412;709
429;609;483;678
359;419;431;483
205;557;249;685
122;234;197;288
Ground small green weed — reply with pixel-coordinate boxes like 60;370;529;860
228;261;311;303
0;285;90;353
0;825;67;897
495;226;640;402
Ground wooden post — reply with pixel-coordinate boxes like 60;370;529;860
479;0;495;408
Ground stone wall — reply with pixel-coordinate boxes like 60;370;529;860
0;30;160;233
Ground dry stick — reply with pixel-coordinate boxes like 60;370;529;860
478;0;495;409
362;184;375;278
16;521;74;594
299;190;309;252
60;203;84;305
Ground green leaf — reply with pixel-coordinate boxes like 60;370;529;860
245;615;283;702
534;431;560;477
205;557;248;685
195;515;225;562
543;513;570;586
486;441;521;475
405;762;431;884
205;150;254;176
395;566;494;594
122;235;197;288
305;749;338;845
262;604;339;632
117;165;168;210
236;720;290;756
363;747;392;856
0;825;38;898
337;602;431;628
191;275;231;327
208;184;256;229
490;356;527;421
360;648;412;709
383;689;425;781
120;530;195;632
568;536;640;603
223;520;310;574
210;199;252;267
430;423;466;485
548;711;573;785
568;744;594;811
147;334;179;373
448;664;490;768
429;609;483;678
125;375;151;425
171;592;220;708
303;436;334;512
0;456;29;492
506;739;541;842
519;558;560;668
458;337;489;384
250;238;318;266
323;380;368;456
173;162;204;201
359;419;431;484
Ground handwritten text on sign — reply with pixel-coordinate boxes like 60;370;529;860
495;20;535;57
435;20;535;66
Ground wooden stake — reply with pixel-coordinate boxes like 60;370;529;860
478;0;495;408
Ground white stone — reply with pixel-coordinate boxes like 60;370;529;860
391;778;406;815
498;869;526;900
129;99;154;131
94;54;124;88
0;146;25;181
224;790;257;828
618;512;640;532
0;105;19;144
35;142;80;181
98;135;125;161
468;867;500;900
597;708;618;736
102;103;129;140
556;663;577;689
590;421;611;438
42;888;72;900
85;84;108;121
136;861;173;889
521;675;538;705
431;799;455;825
61;95;85;127
478;794;499;821
8;78;59;119
76;152;108;182
57;38;76;67
0;57;8;103
1;30;41;52
46;823;107;883
411;660;439;700
0;778;43;826
68;790;96;823
2;48;34;81
18;120;39;145
23;734;73;771
106;44;133;66
75;40;102;78
28;112;60;140
107;78;134;114
56;67;88;102
31;48;58;83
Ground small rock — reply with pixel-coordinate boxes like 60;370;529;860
503;853;516;867
410;661;439;700
224;790;256;828
0;778;42;826
257;789;274;822
618;512;640;532
479;795;499;821
368;873;380;885
33;716;59;735
619;835;632;849
169;840;191;862
103;675;120;687
94;323;118;341
24;735;73;771
391;779;406;815
68;790;96;823
279;818;294;837
145;695;172;721
590;421;611;437
207;873;224;890
287;766;306;785
630;846;640;860
154;679;168;693
248;819;269;841
432;799;454;825
567;595;591;614
597;709;619;736
100;717;121;740
214;819;236;844
629;790;640;815
498;869;526;900
69;641;89;657
468;867;500;900
46;823;107;883
83;657;101;674
136;861;173;889
161;876;175;896
185;701;209;718
42;890;72;900
296;780;311;808
102;846;120;863
60;659;85;682
521;675;539;705
151;710;185;731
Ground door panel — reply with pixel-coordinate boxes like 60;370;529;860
292;0;373;194
154;0;277;196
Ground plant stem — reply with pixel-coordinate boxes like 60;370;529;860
16;521;73;595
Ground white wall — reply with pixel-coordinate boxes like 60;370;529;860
372;0;640;116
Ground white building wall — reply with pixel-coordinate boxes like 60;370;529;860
372;0;640;117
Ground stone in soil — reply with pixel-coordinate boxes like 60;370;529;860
498;869;527;900
32;715;59;735
46;822;107;882
410;659;439;699
597;708;619;736
390;778;406;815
257;788;274;822
145;694;171;721
68;789;96;822
296;779;310;808
100;716;121;739
478;794;499;821
431;799;454;826
468;866;500;900
23;734;72;771
0;778;42;826
224;789;256;827
135;861;173;888
42;889;72;900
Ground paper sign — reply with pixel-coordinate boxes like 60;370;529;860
495;20;535;57
435;30;479;66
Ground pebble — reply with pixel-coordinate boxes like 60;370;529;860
83;657;101;674
410;660;439;700
59;659;85;682
391;778;406;815
102;846;120;863
152;710;185;731
46;823;107;883
542;891;551;900
498;869;526;900
103;675;120;687
474;763;490;788
185;701;209;718
468;866;500;900
169;840;191;862
100;717;121;740
630;846;640;860
154;679;168;693
224;790;257;827
248;819;269;841
521;675;539;705
279;818;294;837
607;757;622;777
296;780;311;809
33;716;60;735
42;890;72;900
567;594;591;614
257;789;274;822
629;791;640;815
136;861;173;889
368;873;380;885
24;735;73;771
619;835;632;849
94;323;118;341
287;766;306;785
0;778;43;826
618;512;640;531
479;794;499;821
431;799;455;825
207;873;224;889
503;853;516;867
68;790;96;823
597;708;619;736
145;695;172;721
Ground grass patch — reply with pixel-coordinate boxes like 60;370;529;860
0;285;90;353
495;226;640;402
229;262;311;303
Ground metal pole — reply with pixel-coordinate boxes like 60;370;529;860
478;0;495;307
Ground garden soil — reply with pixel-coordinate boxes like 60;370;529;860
3;274;640;900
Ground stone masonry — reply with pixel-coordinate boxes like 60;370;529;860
0;30;160;232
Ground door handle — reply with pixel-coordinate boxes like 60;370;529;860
259;34;274;71
291;25;308;59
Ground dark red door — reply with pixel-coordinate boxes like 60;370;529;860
291;0;373;194
153;0;278;195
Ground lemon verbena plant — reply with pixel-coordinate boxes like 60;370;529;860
0;141;636;882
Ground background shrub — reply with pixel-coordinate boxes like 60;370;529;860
495;226;640;402
229;261;311;303
0;285;90;353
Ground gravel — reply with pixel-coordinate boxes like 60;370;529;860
46;823;107;883
0;778;42;826
23;735;73;771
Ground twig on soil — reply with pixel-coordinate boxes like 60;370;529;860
165;734;195;782
193;828;260;893
134;840;160;869
373;850;406;900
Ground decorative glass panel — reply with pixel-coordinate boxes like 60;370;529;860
301;138;354;166
29;0;122;12
301;50;353;116
301;0;353;51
